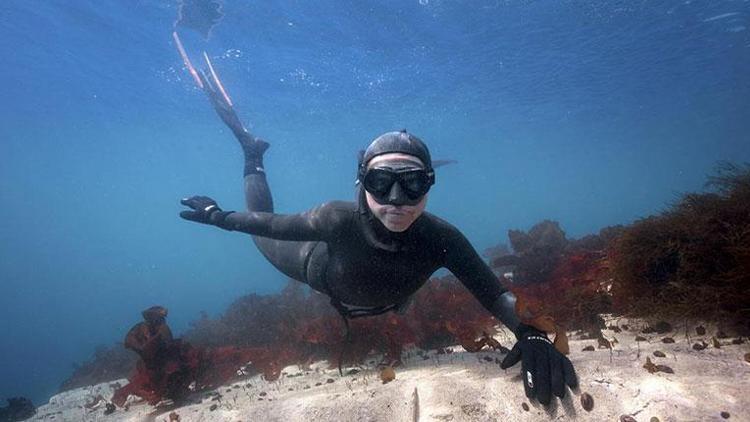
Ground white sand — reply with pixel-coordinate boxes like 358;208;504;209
28;316;750;421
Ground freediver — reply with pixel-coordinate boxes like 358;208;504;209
175;36;578;406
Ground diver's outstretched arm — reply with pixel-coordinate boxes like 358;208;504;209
179;195;340;242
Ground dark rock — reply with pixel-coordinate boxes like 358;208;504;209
731;338;744;345
661;337;675;343
696;326;706;335
104;403;115;415
621;324;630;330
521;402;529;411
0;397;37;421
721;411;730;418
209;404;218;411
580;392;594;411
326;378;335;384
259;391;267;396
693;342;707;351
653;351;666;358
620;415;637;422
315;382;322;387
608;325;622;333
650;417;660;422
745;353;750;363
582;345;595;352
635;336;647;342
483;356;493;362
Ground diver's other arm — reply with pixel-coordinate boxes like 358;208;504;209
444;228;577;405
179;195;334;241
443;228;520;330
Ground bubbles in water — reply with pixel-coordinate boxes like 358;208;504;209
287;68;325;88
220;49;242;59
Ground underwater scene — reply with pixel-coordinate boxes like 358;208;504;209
1;0;749;421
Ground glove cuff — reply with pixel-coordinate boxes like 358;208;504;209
209;210;235;230
514;323;546;342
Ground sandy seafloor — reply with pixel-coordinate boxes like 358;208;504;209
26;316;750;422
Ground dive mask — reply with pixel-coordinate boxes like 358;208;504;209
362;165;434;205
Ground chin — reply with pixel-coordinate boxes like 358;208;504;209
384;222;410;232
382;217;415;232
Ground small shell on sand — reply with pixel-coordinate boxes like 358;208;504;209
380;366;396;384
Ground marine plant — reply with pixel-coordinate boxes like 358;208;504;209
488;221;618;334
609;162;750;332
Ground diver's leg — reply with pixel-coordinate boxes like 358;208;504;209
241;141;318;283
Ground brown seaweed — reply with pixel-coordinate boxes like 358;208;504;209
610;163;750;331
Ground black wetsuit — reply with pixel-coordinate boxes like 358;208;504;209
213;169;520;327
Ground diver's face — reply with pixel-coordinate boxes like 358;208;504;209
365;153;428;232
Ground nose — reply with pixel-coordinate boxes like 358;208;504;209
387;181;409;206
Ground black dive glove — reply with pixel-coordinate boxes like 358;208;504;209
179;196;235;230
500;323;578;405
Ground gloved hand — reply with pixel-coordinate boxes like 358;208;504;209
500;323;578;405
179;196;234;229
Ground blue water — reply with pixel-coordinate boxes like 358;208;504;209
1;0;748;405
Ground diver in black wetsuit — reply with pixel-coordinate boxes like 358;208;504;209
177;53;578;405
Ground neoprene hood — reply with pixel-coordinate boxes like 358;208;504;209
361;130;433;170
